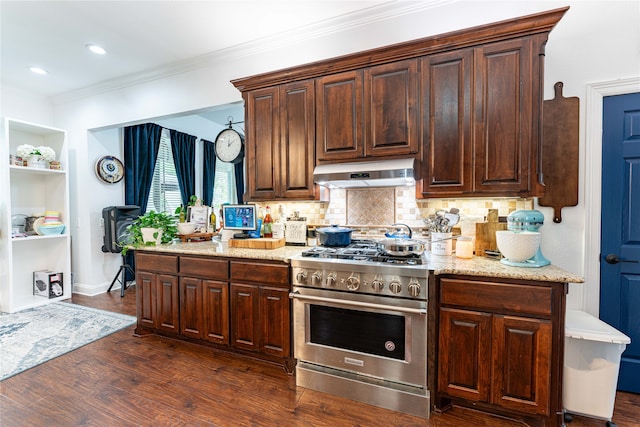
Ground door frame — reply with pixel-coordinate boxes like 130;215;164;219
584;77;640;315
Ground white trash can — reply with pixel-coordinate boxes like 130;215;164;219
563;310;631;426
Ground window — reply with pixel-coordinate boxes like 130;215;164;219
211;159;237;208
145;129;181;214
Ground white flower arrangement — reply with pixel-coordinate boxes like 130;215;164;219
16;144;56;162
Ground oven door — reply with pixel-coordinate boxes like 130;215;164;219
291;286;427;387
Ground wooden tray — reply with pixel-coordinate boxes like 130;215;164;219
177;232;214;242
228;238;285;249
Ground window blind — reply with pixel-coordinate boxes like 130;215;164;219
145;128;182;214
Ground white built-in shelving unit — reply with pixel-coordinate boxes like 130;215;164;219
0;118;71;313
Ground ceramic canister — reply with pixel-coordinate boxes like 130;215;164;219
431;232;453;256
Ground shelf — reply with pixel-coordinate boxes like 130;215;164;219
12;234;69;242
10;165;66;175
1;117;70;313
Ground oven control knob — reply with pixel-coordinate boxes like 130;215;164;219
311;271;322;286
371;278;384;292
389;277;402;294
326;272;337;287
296;270;307;284
346;274;360;291
408;279;421;297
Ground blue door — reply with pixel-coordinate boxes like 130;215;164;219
600;92;640;393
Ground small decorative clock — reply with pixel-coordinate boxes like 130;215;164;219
214;121;245;164
95;155;124;184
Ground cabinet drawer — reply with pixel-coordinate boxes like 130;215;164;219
439;278;551;317
180;256;229;280
230;261;289;288
136;253;178;274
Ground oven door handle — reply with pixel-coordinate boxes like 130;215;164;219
289;291;427;315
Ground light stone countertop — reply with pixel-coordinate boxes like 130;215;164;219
133;240;584;284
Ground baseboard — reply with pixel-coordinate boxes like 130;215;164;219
72;281;135;296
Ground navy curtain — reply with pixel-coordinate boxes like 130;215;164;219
202;139;217;206
123;122;162;281
170;129;196;205
124;123;163;212
234;162;244;204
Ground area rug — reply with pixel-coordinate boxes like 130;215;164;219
0;302;136;381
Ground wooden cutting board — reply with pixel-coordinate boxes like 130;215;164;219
475;209;507;256
539;81;580;223
229;237;285;249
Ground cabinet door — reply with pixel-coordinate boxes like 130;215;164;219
230;283;259;352
491;315;552;415
203;280;229;345
156;274;180;334
136;271;156;329
364;59;419;157
180;277;203;339
245;87;280;200
474;38;536;196
438;307;492;402
279;80;316;199
316;70;364;162
419;49;473;196
259;286;290;357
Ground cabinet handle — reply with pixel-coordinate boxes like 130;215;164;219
290;291;426;315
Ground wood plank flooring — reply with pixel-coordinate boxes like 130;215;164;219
1;289;638;426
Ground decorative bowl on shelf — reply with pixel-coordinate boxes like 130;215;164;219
177;222;196;235
495;230;540;262
37;223;66;235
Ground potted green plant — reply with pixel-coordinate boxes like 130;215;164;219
120;210;178;255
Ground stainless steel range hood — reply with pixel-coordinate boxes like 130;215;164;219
313;158;415;188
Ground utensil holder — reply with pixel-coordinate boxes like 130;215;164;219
432;232;453;256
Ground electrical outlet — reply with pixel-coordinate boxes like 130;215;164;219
99;217;104;227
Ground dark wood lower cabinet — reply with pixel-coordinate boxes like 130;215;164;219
230;283;260;352
135;251;291;369
203;280;229;345
180;276;203;339
435;275;566;427
135;253;180;335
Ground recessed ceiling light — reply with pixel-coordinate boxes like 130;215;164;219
86;44;106;55
29;66;47;75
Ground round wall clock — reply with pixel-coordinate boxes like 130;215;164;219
214;127;245;164
95;155;124;184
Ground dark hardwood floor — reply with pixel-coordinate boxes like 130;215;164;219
1;288;638;426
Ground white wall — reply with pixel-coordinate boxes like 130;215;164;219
7;1;639;308
1;85;54;125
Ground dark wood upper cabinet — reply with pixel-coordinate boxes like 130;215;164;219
244;81;316;201
245;87;279;200
279;80;316;199
473;36;545;197
364;59;419;158
316;61;418;163
419;49;473;195
316;70;364;162
232;7;567;200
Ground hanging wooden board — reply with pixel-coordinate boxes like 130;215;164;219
539;81;580;223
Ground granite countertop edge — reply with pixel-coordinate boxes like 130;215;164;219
131;241;585;284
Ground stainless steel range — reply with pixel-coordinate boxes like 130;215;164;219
290;240;430;419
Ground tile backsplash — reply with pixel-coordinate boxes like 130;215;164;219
254;185;533;230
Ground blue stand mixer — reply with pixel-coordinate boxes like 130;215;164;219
502;209;550;267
